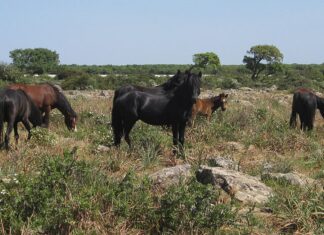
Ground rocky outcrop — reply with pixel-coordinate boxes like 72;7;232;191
262;172;321;188
208;156;239;170
196;166;273;204
149;164;192;189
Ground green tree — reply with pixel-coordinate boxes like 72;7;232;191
10;48;60;74
192;52;220;73
243;45;283;80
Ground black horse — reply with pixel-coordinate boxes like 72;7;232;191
0;89;43;149
290;88;324;131
113;70;189;104
111;72;202;149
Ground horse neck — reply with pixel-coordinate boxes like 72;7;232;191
213;96;222;111
316;96;324;117
55;92;75;118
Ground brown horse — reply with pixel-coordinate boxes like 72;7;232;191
7;83;77;131
189;93;228;126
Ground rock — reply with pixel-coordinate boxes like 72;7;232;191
149;164;192;189
261;172;319;187
96;145;110;152
265;85;277;92
262;162;274;174
208;156;239;170
239;87;253;91
196;166;273;204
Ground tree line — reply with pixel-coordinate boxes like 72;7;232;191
1;46;324;91
3;45;283;78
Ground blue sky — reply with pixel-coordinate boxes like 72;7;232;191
1;0;323;65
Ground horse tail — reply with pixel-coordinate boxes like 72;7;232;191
289;93;297;128
111;104;123;146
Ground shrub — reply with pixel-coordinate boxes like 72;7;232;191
158;178;236;233
0;150;98;234
0;63;23;83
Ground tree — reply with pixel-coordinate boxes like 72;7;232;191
10;48;60;74
243;45;283;80
192;52;220;73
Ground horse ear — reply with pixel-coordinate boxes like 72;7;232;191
225;94;228;98
198;72;202;78
177;70;181;75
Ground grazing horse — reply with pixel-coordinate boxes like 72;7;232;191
0;89;43;149
111;72;202;149
113;70;189;104
290;88;324;131
7;83;77;131
189;93;228;126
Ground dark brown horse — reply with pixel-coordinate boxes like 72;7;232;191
290;88;324;131
7;83;77;131
189;93;228;126
0;89;43;149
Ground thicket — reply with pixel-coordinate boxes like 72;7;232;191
0;150;236;234
1;63;324;91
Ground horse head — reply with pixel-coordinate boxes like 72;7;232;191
185;71;202;104
217;93;228;111
65;112;78;132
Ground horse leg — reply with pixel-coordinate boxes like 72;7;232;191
299;113;306;131
207;110;212;122
14;122;19;145
188;112;196;127
307;111;316;131
112;107;124;147
22;119;32;140
124;120;136;149
289;110;297;128
5;120;14;150
171;123;179;154
43;106;51;128
178;121;187;148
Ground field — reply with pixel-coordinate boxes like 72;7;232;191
0;87;324;234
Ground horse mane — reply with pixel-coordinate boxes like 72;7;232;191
159;70;189;90
187;71;201;91
47;83;77;118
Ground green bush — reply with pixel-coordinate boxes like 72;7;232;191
158;178;236;233
0;63;23;83
0;150;98;234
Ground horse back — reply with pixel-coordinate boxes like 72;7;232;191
7;83;57;108
1;89;31;121
293;89;317;112
192;98;213;114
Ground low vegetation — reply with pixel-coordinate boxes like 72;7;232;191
0;88;323;234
